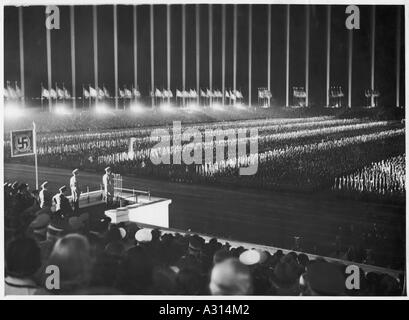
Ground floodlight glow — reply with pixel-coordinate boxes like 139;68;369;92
5;103;24;119
233;102;246;110
159;102;174;113
54;103;72;115
211;102;224;111
95;103;112;115
130;102;144;114
186;102;200;112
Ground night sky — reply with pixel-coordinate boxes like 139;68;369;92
3;4;405;107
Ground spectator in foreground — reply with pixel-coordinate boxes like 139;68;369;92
36;233;92;295
209;258;253;295
5;237;42;295
116;246;154;295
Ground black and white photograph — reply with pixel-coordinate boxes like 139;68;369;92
1;0;407;299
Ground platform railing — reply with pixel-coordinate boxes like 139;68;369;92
114;187;151;203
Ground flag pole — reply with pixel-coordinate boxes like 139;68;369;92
182;4;186;108
209;4;213;107
221;4;226;107
18;6;25;108
113;5;119;110
70;6;76;111
285;5;290;107
40;83;44;110
150;4;154;108
33;121;39;190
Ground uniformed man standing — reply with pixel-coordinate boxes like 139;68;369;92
39;181;52;210
102;166;115;208
52;185;72;218
70;168;81;214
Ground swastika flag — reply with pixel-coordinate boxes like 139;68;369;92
10;129;35;157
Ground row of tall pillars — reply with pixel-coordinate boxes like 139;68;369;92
18;5;403;111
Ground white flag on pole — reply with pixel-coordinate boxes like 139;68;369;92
89;86;97;98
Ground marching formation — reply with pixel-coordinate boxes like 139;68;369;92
5;116;405;198
333;155;405;197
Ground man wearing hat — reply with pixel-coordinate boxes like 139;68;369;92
134;228;153;244
28;213;51;241
52;186;73;218
102;167;115;208
70;169;81;214
39;181;52;210
209;258;253;295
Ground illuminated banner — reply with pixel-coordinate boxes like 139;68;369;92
10;129;35;157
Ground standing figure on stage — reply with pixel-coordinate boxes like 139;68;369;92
39;181;52;211
70;168;81;215
102;166;115;208
52;185;73;219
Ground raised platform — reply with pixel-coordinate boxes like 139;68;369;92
105;193;171;228
51;189;172;229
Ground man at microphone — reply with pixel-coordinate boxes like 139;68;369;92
102;166;115;208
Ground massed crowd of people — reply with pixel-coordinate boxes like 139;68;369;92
5;218;404;296
4;174;405;296
333;155;405;197
5;118;405;196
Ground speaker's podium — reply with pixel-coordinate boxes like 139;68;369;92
104;188;172;228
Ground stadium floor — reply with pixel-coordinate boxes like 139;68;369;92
4;163;405;268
